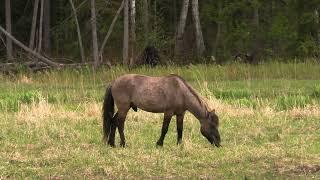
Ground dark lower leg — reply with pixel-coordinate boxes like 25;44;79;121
118;119;126;147
156;114;172;146
108;123;116;147
176;114;184;145
108;113;118;147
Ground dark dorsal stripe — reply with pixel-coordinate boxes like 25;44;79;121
169;74;208;111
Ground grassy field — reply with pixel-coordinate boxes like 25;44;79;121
0;62;320;178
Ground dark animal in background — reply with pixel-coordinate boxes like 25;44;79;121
234;51;258;64
141;46;160;67
102;74;221;147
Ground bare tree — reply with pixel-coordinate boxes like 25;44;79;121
29;0;39;50
123;0;129;65
251;2;261;64
175;0;189;56
129;0;136;66
91;0;99;68
99;0;125;64
5;0;13;60
143;0;149;45
69;0;85;62
315;9;320;46
43;0;51;54
191;0;205;56
38;0;44;52
212;0;222;57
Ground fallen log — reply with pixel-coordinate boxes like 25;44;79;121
0;26;61;67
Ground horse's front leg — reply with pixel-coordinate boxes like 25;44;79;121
176;113;185;145
156;112;173;146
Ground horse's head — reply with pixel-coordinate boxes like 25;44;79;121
200;110;221;147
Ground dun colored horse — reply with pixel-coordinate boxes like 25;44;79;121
102;74;221;147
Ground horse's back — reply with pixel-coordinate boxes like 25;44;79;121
111;74;186;113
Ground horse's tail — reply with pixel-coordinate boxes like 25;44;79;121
102;85;114;143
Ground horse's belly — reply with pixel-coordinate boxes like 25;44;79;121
135;101;167;113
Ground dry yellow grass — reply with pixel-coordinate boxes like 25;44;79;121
14;95;320;127
1;64;319;178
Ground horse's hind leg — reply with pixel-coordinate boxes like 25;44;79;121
176;113;185;145
156;112;173;146
108;113;118;147
116;108;129;147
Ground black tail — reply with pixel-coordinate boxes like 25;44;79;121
102;85;114;143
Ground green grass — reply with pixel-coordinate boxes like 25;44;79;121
0;62;320;178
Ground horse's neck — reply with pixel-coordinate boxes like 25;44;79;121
185;93;208;121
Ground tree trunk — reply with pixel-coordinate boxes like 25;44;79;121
175;0;190;56
315;9;320;46
38;0;44;52
5;0;13;60
154;0;157;28
253;5;259;27
91;0;99;68
143;0;149;45
212;0;222;57
123;0;129;65
191;0;205;56
29;0;39;51
100;0;124;56
251;4;260;64
69;0;85;62
129;0;136;66
43;0;51;54
0;26;59;67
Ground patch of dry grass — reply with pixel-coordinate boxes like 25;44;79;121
1;64;320;178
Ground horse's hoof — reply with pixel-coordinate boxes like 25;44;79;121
156;141;163;147
120;144;126;148
177;140;182;145
108;142;116;147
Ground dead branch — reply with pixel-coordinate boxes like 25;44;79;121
99;0;124;57
69;0;85;62
0;25;60;67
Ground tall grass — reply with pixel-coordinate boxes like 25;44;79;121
0;62;319;178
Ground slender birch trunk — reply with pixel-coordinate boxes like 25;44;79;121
123;0;129;65
38;0;44;52
129;0;136;66
315;9;320;46
175;0;189;56
143;0;149;45
99;0;124;57
69;0;85;62
252;4;260;64
29;0;39;50
5;0;13;60
191;0;205;56
91;0;99;68
212;0;222;57
43;0;51;54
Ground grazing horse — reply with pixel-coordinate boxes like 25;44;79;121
102;74;221;147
